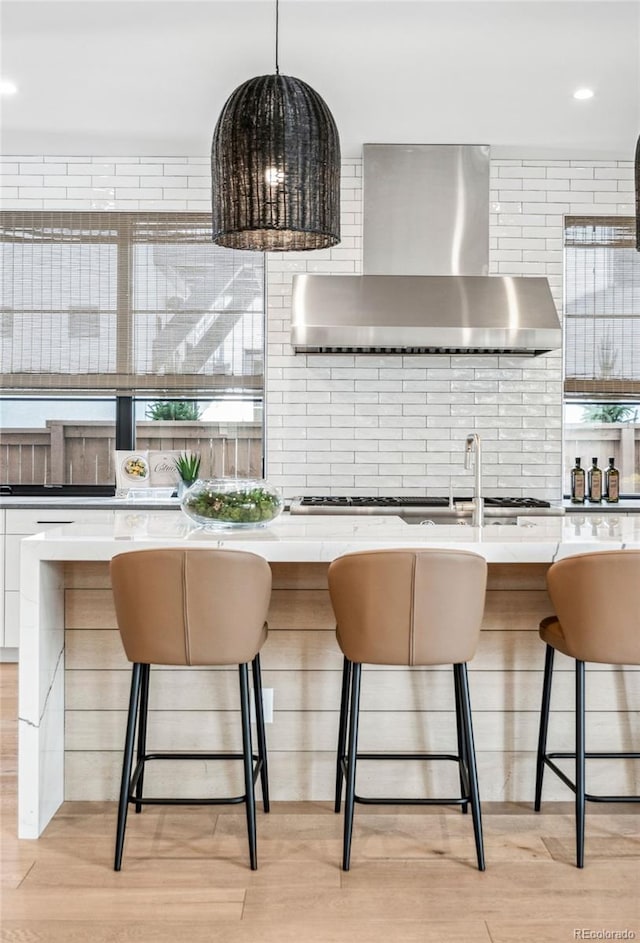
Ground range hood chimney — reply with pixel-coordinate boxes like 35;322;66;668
291;144;561;356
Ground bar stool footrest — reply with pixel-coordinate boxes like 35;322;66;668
340;752;471;806
544;752;640;803
354;752;460;762
128;752;264;807
354;795;469;806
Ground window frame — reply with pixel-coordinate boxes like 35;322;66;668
0;211;267;492
0;210;266;396
563;215;640;498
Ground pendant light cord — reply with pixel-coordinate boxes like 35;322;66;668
275;0;280;74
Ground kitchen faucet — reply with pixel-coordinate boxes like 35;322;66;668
464;433;484;527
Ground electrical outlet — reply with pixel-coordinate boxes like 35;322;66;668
251;687;274;724
262;687;274;723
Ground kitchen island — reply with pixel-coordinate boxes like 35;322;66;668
19;512;640;838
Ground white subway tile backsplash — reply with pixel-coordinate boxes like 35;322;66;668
3;174;41;186
500;165;546;178
594;165;632;178
164;187;209;200
493;249;522;262
428;415;471;428
529;178;571;191
594;193;626;205
523;201;571;214
498;238;545;251
494;226;523;239
306;475;354;488
356;380;402;393
357;403;402;416
450;404;495;417
64;186;112;199
306;427;351;440
497;261;546;275
547;166;594;179
115;188;162;199
569;202;615;213
20;186;66;199
18;162;67;174
92;175;139;187
5;152;628;501
571;160;616;167
499;213;545;227
571;177;618;191
356;426;403;439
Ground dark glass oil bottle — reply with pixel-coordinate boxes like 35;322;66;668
604;457;620;503
587;457;602;503
571;457;585;504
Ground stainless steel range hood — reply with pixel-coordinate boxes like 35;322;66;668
291;274;562;355
291;144;561;356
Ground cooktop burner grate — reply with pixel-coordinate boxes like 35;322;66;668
296;495;551;509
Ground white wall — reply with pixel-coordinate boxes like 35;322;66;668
0;154;634;499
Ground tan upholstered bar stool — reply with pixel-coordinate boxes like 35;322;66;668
534;550;640;868
110;548;272;871
328;548;488;871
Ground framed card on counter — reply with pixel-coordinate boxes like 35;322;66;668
114;450;182;494
114;451;151;491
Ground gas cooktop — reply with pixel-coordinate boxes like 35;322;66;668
289;495;560;518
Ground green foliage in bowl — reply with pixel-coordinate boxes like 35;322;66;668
181;480;283;528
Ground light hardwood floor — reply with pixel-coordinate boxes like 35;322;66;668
1;663;638;943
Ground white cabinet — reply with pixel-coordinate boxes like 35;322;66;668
2;508;113;650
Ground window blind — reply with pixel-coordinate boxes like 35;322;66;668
564;216;640;398
0;212;265;395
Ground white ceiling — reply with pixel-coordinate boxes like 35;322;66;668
1;0;639;159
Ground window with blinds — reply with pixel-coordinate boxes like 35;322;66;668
564;215;640;398
0;212;265;395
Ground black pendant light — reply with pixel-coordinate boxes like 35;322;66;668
211;0;341;251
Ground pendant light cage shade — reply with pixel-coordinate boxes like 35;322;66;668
212;74;341;251
636;134;640;251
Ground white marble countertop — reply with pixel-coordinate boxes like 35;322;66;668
21;509;640;565
4;495;640;513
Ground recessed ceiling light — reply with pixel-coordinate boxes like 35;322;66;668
573;88;594;101
0;80;18;96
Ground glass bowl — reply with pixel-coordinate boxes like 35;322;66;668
180;478;283;529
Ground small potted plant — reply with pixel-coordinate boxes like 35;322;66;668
173;451;201;497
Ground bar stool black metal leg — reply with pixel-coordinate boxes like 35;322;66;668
251;653;270;813
342;662;361;872
135;663;150;813
534;644;555;812
335;656;352;813
239;663;258;870
114;662;142;871
456;662;485;872
576;659;586;869
453;665;469;814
